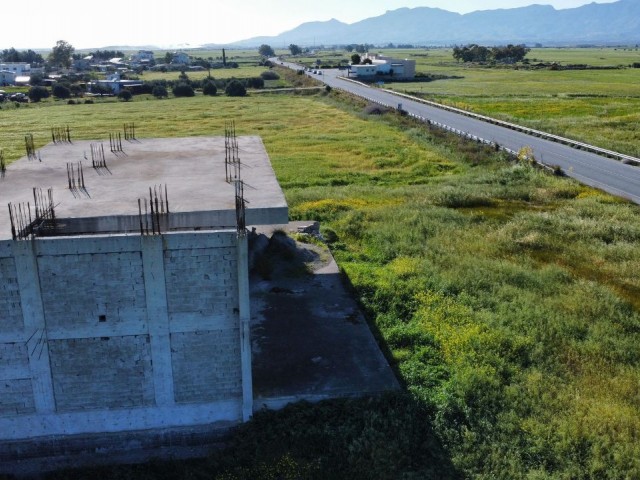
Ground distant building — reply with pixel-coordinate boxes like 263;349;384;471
88;73;143;94
73;55;93;71
350;54;416;79
0;63;32;84
130;50;155;69
171;52;190;66
0;71;16;86
0;62;31;75
130;50;155;62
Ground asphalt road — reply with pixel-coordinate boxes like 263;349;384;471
279;61;640;205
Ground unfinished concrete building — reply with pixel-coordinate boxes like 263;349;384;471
0;127;399;474
0;129;287;465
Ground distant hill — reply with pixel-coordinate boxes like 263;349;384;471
225;0;640;47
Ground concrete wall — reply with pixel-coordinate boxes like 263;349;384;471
0;230;251;442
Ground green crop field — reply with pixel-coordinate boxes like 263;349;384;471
3;85;639;479
140;65;272;82
292;47;640;156
378;47;640;157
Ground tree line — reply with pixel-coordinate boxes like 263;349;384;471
0;48;44;64
453;44;530;63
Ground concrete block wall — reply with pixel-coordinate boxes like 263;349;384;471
171;330;242;403
0;256;23;332
49;335;155;412
38;251;147;331
0;230;251;444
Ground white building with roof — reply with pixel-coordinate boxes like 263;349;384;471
350;54;416;79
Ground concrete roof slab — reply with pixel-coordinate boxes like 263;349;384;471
0;136;288;239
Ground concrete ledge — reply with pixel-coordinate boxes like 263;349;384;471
0;422;234;477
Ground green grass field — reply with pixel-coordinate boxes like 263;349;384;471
139;66;272;82
381;48;640;157
3;83;639;479
293;47;640;156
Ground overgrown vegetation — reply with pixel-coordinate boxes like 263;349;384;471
2;80;639;478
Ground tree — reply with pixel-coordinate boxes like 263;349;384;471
172;83;195;97
258;44;275;57
246;77;264;89
0;48;42;63
152;85;168;98
29;73;44;86
260;70;279;80
202;79;217;96
350;53;361;65
117;90;133;102
52;84;71;99
91;83;113;96
289;44;302;56
28;86;49;102
48;40;74;69
225;80;246;97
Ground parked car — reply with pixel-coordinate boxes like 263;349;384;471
9;92;28;103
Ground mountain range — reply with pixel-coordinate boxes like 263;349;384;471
223;0;640;48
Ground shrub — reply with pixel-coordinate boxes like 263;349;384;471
246;77;264;89
52;84;71;99
202;80;217;96
172;83;195;97
225;80;246;97
67;99;76;105
28;86;49;102
91;83;113;96
260;70;280;80
152;85;168;98
117;90;132;102
83;98;94;104
363;103;389;115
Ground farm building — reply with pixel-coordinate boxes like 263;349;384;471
350;54;416;79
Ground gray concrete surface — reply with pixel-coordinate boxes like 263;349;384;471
0;136;288;239
250;229;399;410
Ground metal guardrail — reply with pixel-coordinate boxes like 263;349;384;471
294;66;639;169
360;96;517;153
383;89;640;167
334;84;562;173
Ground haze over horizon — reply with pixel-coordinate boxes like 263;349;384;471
0;0;620;50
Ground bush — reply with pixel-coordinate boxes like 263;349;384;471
67;99;76;105
260;70;280;80
202;80;217;96
52;84;71;99
28;86;50;102
152;85;168;98
246;77;264;89
91;83;113;96
172;83;194;97
225;80;246;97
83;99;94;104
29;73;43;86
117;90;132;102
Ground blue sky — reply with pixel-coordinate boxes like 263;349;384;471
1;0;619;50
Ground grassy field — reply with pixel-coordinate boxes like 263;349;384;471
138;65;274;82
2;88;639;479
293;47;640;157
